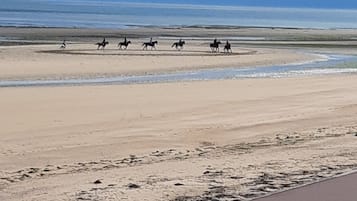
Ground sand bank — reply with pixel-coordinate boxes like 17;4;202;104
0;42;319;81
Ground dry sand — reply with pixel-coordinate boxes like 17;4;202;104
0;27;357;201
1;76;357;200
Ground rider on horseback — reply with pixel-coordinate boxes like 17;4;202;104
210;38;221;53
224;40;232;53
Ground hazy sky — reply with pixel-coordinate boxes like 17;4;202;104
4;0;357;10
115;0;357;9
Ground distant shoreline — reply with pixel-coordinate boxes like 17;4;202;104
1;26;357;46
1;24;357;31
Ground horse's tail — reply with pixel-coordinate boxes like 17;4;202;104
171;43;176;48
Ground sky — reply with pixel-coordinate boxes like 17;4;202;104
113;0;357;9
4;0;357;10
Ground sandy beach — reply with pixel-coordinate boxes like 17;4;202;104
1;27;357;200
0;29;323;81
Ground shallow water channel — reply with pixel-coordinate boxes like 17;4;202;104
1;54;357;88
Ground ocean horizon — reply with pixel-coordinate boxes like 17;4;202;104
1;0;357;29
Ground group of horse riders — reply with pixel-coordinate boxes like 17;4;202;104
61;37;232;53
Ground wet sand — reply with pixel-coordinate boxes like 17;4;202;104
254;172;357;201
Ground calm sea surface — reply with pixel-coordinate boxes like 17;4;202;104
1;0;357;29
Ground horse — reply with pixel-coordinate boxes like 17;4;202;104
143;41;158;50
223;40;232;53
210;39;221;52
118;37;131;50
96;38;109;50
172;40;185;50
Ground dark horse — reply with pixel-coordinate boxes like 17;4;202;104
118;37;131;50
96;38;109;50
172;39;185;50
143;38;158;50
210;39;221;52
224;40;232;53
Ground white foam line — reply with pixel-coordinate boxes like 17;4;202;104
241;68;357;78
279;53;330;66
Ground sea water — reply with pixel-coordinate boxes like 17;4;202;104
1;0;357;29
